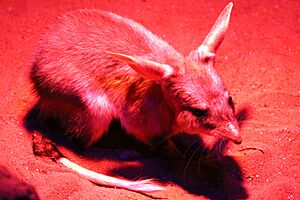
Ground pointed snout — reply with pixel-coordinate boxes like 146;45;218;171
221;121;242;144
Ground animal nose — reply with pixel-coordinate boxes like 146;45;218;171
232;136;242;144
227;121;242;144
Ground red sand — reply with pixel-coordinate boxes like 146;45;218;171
0;0;299;199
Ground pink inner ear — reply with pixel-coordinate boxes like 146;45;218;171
106;51;174;81
105;51;135;64
198;2;233;54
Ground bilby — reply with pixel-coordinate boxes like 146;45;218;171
30;2;241;193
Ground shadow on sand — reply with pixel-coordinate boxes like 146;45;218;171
24;102;248;199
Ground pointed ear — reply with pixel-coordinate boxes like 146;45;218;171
106;51;174;81
198;2;233;54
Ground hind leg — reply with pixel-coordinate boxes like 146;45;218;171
68;107;114;147
38;96;114;148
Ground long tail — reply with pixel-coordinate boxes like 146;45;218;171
32;131;164;193
59;157;164;193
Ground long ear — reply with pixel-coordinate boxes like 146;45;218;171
106;51;174;81
198;2;233;54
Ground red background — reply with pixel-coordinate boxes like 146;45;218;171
0;0;299;199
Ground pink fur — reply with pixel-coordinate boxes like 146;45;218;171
31;2;241;193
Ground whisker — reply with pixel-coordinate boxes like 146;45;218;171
217;139;223;160
148;134;173;154
214;138;228;161
197;143;208;176
183;145;202;184
183;137;199;160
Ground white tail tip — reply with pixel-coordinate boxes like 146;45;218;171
59;157;164;193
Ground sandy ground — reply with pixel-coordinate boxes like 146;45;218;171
0;0;299;199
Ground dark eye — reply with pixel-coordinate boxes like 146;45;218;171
191;108;208;118
228;96;234;109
